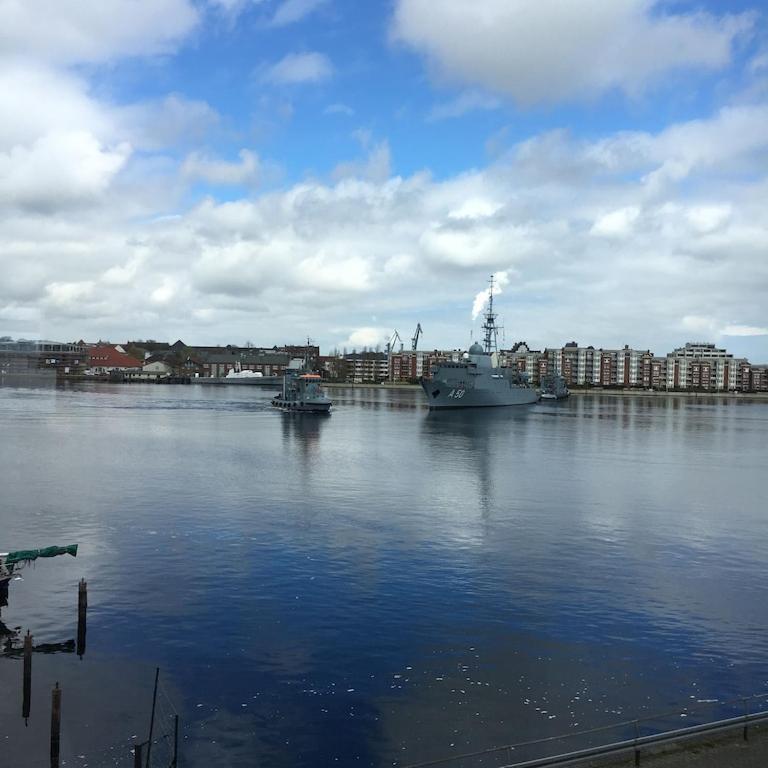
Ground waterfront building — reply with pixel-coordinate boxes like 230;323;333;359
499;342;547;385
546;342;599;386
317;355;347;382
280;344;320;361
639;353;668;389
0;338;87;377
615;346;653;388
200;349;291;378
541;343;659;388
344;351;389;383
86;343;143;374
737;361;768;392
389;350;429;383
665;342;745;391
142;357;174;376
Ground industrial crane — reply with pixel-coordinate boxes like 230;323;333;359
411;323;422;351
386;330;403;355
386;330;403;383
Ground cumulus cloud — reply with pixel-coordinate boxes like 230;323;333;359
262;52;333;84
591;206;640;238
392;0;753;105
269;0;327;27
0;131;130;211
208;0;265;16
428;90;501;121
721;325;768;337
2;97;768;357
182;149;260;186
338;327;391;350
325;103;355;117
0;64;112;149
332;141;392;183
0;0;199;64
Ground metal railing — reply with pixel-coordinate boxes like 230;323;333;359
403;692;768;768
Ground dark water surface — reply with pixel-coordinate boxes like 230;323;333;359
1;384;767;767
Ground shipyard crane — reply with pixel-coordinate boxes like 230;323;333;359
386;330;403;355
386;330;403;383
411;323;422;351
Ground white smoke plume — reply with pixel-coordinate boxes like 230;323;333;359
471;271;509;320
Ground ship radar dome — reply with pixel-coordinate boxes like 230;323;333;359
468;342;484;355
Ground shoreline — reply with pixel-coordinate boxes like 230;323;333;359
322;381;768;400
44;377;768;401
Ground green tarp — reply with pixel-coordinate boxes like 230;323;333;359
5;545;78;566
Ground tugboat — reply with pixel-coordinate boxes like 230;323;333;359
271;370;332;412
421;276;539;409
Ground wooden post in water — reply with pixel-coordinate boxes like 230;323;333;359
743;698;749;742
50;682;61;768
22;630;32;722
145;667;159;768
133;741;144;768
634;720;640;767
76;579;87;658
172;714;179;767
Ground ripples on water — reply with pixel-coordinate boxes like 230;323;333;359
1;383;767;767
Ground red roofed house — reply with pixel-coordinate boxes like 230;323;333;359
87;344;143;374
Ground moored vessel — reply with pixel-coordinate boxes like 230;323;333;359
195;364;280;386
271;372;332;412
539;374;570;400
420;277;539;410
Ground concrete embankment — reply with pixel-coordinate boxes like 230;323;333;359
569;387;768;400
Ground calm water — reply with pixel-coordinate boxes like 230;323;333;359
1;384;767;767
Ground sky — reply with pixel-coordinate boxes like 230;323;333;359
1;0;767;358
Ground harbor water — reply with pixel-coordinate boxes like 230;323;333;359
1;384;767;766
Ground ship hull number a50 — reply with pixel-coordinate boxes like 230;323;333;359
448;388;466;399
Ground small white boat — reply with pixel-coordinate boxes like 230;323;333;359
225;368;263;379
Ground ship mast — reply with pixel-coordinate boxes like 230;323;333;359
482;275;499;354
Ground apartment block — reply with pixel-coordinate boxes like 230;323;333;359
665;342;744;391
345;351;389;383
389;351;428;382
499;342;548;385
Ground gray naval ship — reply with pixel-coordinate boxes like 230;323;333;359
421;277;539;410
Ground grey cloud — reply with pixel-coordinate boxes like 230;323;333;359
0;0;199;64
0;263;48;303
118;95;221;151
392;0;753;106
182;149;260;187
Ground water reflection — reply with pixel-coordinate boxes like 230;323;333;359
0;386;767;767
280;411;330;465
1;579;83;659
420;408;534;523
